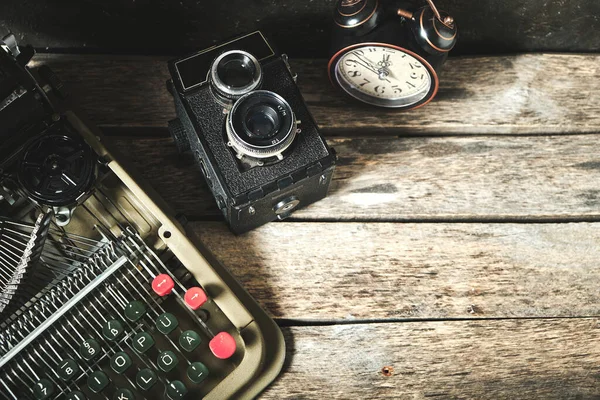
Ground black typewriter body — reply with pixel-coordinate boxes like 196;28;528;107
0;35;285;400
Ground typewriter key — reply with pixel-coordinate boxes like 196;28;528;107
65;391;86;400
58;358;80;381
179;330;202;352
132;332;155;354
158;350;179;372
136;368;158;390
187;361;210;384
165;380;188;399
113;388;135;400
87;371;110;393
79;338;101;361
103;319;124;341
110;352;133;374
125;300;147;322
156;312;179;334
32;378;54;399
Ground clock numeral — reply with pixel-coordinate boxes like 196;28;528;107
354;49;365;56
374;85;386;94
345;60;358;68
360;78;370;87
406;81;416;89
368;47;376;52
410;72;419;80
409;62;422;69
392;85;402;94
348;70;361;77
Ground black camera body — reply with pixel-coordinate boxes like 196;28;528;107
167;32;336;234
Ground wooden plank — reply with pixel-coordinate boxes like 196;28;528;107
263;319;600;399
189;222;600;320
3;0;599;56
33;53;600;135
113;135;600;220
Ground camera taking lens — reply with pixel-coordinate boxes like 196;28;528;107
227;90;297;160
210;50;262;99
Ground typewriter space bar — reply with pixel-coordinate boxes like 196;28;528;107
0;256;128;368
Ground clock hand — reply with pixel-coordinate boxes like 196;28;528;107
351;57;380;76
352;52;379;71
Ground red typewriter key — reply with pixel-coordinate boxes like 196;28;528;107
209;332;236;359
152;274;174;296
184;287;207;310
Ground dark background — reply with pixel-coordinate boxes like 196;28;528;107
0;0;599;57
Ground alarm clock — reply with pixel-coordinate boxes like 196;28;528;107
328;0;458;109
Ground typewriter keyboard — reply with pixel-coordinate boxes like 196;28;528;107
0;227;242;400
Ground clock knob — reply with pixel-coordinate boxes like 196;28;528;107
410;6;458;55
333;0;382;35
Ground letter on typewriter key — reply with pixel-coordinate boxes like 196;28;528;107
58;359;80;381
79;338;101;361
133;332;155;354
156;312;179;334
65;391;86;400
87;371;110;393
114;388;135;400
187;361;210;384
165;380;188;399
179;330;202;352
111;352;133;374
158;350;179;372
33;379;54;400
103;319;125;341
136;368;158;391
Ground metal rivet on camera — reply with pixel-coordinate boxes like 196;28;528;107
248;206;256;215
52;113;61;122
319;175;327;185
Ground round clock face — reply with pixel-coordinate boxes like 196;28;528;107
333;44;436;108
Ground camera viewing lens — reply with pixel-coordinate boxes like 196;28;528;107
210;50;262;99
227;90;297;159
217;56;255;88
244;104;281;139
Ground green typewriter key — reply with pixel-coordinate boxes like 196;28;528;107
187;361;209;384
124;300;147;322
110;351;133;374
136;368;158;390
65;391;86;400
132;331;155;354
58;358;80;381
156;312;179;335
165;380;188;400
87;371;110;393
103;319;124;341
79;338;101;361
179;330;201;352
32;378;54;400
113;388;135;400
158;350;179;372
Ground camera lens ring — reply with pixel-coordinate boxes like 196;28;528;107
226;90;297;159
210;50;262;100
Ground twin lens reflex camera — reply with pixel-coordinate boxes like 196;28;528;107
167;32;337;234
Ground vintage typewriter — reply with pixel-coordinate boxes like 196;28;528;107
0;34;284;400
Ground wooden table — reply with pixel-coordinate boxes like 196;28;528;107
36;53;600;399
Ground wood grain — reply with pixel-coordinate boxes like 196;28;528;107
189;222;600;320
113;135;600;220
3;0;599;56
262;318;600;399
32;53;600;135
